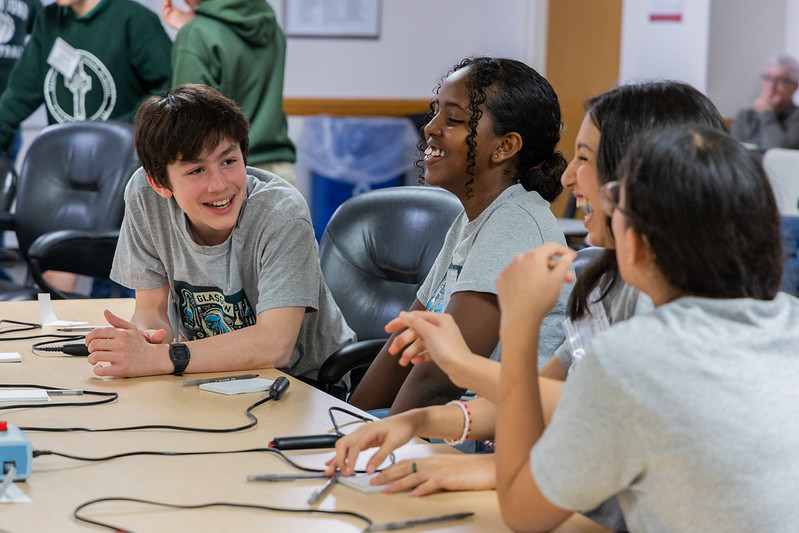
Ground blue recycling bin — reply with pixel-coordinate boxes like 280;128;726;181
299;116;420;240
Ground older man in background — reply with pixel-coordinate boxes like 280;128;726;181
731;55;799;152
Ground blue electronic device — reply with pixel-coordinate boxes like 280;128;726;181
0;422;32;481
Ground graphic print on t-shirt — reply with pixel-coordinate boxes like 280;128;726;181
425;264;462;313
174;281;255;340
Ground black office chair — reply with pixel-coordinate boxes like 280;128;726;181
0;121;139;300
316;186;463;397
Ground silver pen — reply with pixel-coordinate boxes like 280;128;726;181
247;473;329;482
364;512;474;531
46;389;84;396
307;472;340;505
182;373;259;387
56;326;105;332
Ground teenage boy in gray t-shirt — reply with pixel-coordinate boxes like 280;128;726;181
85;84;354;380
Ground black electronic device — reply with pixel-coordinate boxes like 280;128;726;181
268;376;290;400
269;434;342;450
61;342;90;356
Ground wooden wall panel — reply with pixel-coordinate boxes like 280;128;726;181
546;0;622;217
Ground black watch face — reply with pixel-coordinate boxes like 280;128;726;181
171;343;190;361
170;343;190;374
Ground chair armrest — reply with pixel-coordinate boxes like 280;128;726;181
28;229;120;299
317;338;388;395
0;211;14;232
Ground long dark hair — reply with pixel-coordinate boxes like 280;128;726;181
417;57;566;201
569;81;726;319
619;126;781;299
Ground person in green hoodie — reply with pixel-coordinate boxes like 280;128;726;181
0;0;172;152
0;0;172;295
162;0;297;186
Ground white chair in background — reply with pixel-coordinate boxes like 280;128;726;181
763;148;799;216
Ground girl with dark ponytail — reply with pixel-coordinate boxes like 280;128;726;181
350;57;570;413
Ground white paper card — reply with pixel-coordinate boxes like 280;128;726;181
46;37;80;79
0;389;50;404
338;473;387;494
0;352;21;363
0;483;32;503
199;378;274;395
38;293;86;327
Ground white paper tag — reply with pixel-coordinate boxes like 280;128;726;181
38;293;86;327
0;352;21;363
0;483;32;503
47;37;80;80
0;389;50;404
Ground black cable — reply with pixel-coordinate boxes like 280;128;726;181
328;405;375;436
0;319;40;335
32;338;89;356
0;332;83;344
0;318;93;355
15;388;274;433
33;446;375;474
0;384;117;411
73;496;373;533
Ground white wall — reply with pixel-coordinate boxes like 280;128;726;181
786;0;799;61
273;0;539;99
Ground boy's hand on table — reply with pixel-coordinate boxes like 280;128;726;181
85;310;171;377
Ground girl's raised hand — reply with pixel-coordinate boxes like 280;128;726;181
386;312;473;386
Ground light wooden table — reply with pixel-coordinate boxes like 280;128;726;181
0;299;610;533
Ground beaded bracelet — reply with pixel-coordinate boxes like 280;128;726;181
444;399;472;445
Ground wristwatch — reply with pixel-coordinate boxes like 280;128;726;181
169;342;191;375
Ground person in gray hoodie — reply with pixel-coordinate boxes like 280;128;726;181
162;0;297;185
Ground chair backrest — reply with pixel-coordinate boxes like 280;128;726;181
319;186;463;341
763;148;799;217
14;121;139;261
573;246;605;278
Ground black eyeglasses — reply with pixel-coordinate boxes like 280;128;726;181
599;180;621;216
761;74;797;86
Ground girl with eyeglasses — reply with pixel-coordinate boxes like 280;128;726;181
485;125;799;531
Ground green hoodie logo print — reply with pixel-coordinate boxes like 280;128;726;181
43;48;116;122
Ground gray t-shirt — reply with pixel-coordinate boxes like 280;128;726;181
417;183;570;368
111;166;355;379
532;294;799;532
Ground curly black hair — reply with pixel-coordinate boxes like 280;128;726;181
417;57;566;201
